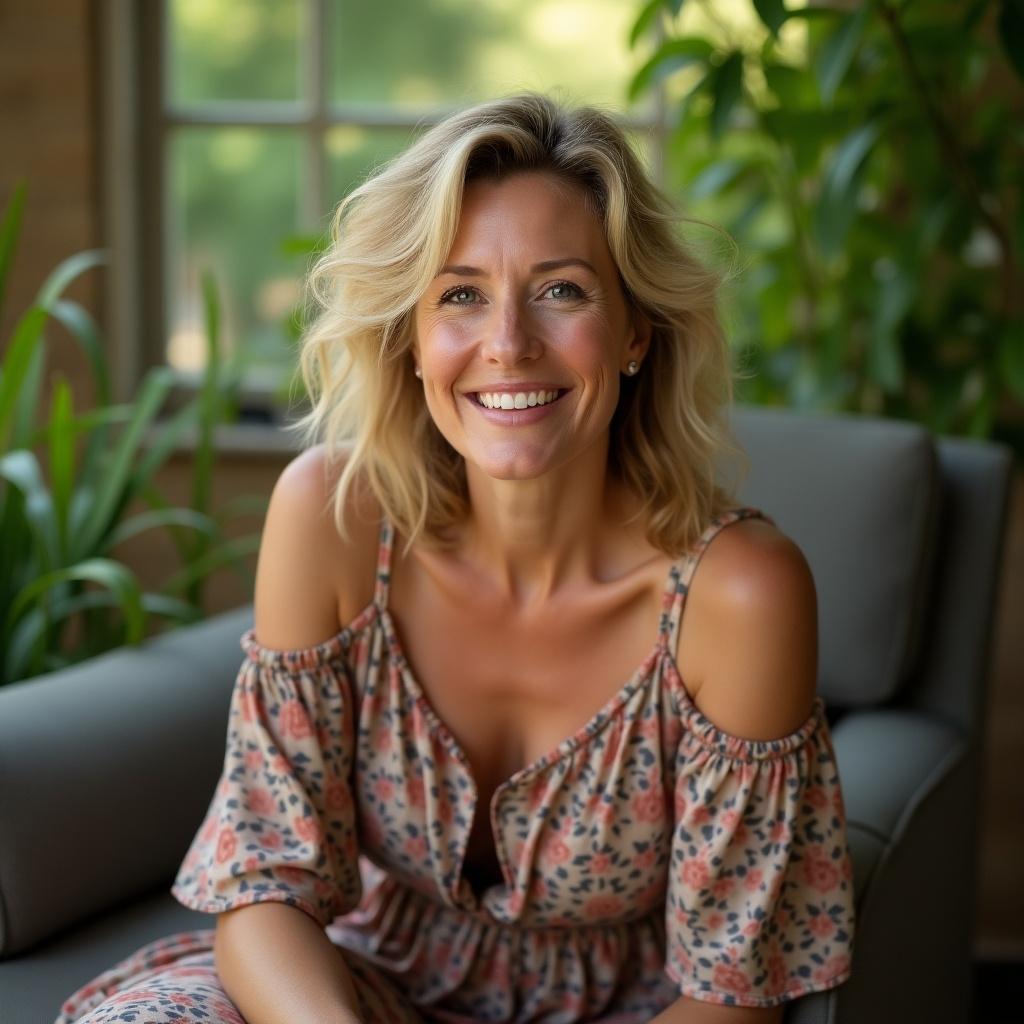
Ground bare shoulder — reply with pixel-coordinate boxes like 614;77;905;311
677;515;819;741
252;441;380;651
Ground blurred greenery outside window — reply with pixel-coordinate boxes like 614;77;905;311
160;0;664;424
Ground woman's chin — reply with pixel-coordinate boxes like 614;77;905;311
462;444;564;483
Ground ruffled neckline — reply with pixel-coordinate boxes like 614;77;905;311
239;604;825;767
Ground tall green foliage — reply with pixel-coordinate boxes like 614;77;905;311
0;184;264;686
630;0;1023;455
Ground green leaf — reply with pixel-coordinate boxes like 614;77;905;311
48;375;75;557
44;587;201;629
753;0;788;37
762;62;808;106
629;0;664;49
3;606;48;683
161;534;261;596
0;181;27;328
105;507;219;550
998;322;1024;401
665;0;685;15
709;52;744;139
731;188;770;238
140;593;204;623
688;159;746;201
47;299;112;406
0;449;58;571
10;322;45;449
628;37;714;103
816;121;881;259
5;557;145;649
74;367;175;559
129;398;201;493
35;249;107;310
815;5;868;104
0;306;47;451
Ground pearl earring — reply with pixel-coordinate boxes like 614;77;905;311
414;366;422;379
626;360;639;376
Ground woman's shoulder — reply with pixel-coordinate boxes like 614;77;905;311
677;510;819;742
252;442;382;651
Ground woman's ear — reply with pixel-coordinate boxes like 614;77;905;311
626;304;653;363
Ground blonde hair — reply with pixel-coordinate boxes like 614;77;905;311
287;92;747;557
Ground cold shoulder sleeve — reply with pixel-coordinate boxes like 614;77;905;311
171;627;362;928
664;690;856;1008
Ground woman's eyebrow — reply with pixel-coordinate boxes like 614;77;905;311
434;257;598;278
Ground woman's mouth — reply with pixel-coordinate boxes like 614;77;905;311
470;388;569;409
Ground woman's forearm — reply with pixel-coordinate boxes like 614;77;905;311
214;901;364;1024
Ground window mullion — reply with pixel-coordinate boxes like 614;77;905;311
303;0;328;233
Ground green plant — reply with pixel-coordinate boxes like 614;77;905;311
629;0;1024;457
0;183;265;686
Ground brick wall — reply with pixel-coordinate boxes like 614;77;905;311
0;1;102;414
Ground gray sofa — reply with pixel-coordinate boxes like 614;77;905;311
0;405;1014;1024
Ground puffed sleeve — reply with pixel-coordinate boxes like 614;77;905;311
664;691;855;1008
171;628;362;928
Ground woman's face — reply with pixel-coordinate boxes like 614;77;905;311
412;171;648;482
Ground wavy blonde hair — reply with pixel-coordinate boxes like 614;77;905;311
286;92;748;557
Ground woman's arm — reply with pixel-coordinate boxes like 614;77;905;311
215;903;364;1024
655;518;821;1024
214;446;369;1022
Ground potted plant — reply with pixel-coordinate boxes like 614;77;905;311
0;183;265;686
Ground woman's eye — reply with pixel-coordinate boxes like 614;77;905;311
546;281;584;300
440;286;479;305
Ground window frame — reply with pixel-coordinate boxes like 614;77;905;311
100;0;668;445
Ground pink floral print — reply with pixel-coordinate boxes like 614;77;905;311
56;506;855;1023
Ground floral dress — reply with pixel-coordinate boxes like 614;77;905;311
56;506;855;1024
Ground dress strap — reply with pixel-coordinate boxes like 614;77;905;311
659;506;774;657
373;515;395;609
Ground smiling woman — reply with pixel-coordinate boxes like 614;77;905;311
293;94;739;559
411;172;648;488
56;93;855;1024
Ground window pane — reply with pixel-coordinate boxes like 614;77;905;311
167;0;304;106
328;0;647;114
325;125;418;205
167;128;303;382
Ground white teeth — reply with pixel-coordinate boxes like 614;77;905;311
478;389;560;409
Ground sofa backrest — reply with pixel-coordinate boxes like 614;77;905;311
725;405;942;711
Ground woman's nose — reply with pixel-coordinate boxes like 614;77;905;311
480;300;542;364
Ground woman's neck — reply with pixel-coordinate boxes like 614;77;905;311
458;438;639;608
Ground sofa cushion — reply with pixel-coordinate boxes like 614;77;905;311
725;405;940;707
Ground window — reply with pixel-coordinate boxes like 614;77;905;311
110;1;665;432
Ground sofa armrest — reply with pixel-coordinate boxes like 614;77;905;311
830;706;966;899
0;605;253;957
820;707;976;1023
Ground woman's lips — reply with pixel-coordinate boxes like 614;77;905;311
465;388;570;424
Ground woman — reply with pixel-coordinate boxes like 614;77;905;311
57;93;855;1024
